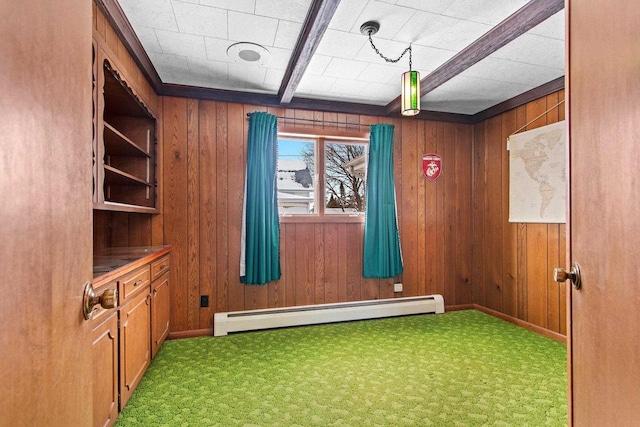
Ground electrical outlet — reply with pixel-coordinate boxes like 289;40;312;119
200;295;209;307
394;283;403;293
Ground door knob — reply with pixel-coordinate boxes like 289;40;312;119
553;263;582;290
83;282;118;320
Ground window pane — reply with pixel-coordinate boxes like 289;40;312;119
325;141;367;215
277;138;315;215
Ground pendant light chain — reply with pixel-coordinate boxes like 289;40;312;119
367;31;413;70
360;20;420;116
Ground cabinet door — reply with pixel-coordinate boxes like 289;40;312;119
119;288;151;409
93;313;119;427
151;271;170;358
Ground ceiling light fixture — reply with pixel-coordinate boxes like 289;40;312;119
360;21;420;117
227;42;271;66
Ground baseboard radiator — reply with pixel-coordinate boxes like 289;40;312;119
214;294;444;336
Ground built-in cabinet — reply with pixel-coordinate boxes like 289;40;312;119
91;7;166;425
91;247;170;427
93;45;158;213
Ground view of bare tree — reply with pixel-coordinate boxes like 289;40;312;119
302;142;366;212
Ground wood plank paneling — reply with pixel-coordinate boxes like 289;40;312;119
526;223;548;326
547;223;560;331
198;100;217;328
424;121;438;297
296;223;316;305
484;115;504;311
401;119;419;296
345;223;362;302
159;100;474;334
416;121;427;297
323;223;340;303
151;97;165;247
455;124;473;304
472;90;567;335
284;224;297;306
186;99;200;330
515;106;528;321
337;223;348;302
93;17;564;337
501;108;518;318
226;103;245;312
315;224;327;304
472;122;486;307
434;122;446;299
163;96;189;332
443;122;457;304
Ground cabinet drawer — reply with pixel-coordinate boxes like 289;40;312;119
119;266;150;303
151;255;170;281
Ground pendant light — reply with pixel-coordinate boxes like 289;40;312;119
360;21;420;116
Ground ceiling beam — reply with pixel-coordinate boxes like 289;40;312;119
95;0;163;93
278;0;342;104
386;0;565;114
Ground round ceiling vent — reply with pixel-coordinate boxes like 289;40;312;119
226;42;271;66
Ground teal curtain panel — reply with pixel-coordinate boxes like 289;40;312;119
240;112;281;285
363;124;403;278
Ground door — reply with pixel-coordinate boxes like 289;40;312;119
566;0;640;424
0;1;93;425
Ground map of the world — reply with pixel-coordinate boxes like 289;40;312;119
507;121;567;223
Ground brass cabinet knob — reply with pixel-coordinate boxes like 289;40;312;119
83;282;119;320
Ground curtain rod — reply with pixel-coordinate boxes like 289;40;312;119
246;113;372;127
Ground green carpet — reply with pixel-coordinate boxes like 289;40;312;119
116;310;567;426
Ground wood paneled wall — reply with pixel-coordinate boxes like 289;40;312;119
472;90;567;335
161;98;473;333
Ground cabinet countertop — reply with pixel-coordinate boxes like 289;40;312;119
93;246;171;286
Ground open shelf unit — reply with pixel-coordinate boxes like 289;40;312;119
93;59;158;213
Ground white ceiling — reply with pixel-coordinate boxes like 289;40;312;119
117;0;565;115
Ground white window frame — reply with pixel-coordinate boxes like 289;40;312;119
278;126;369;224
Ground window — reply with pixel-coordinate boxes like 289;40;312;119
277;127;368;222
324;141;367;215
277;138;316;215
